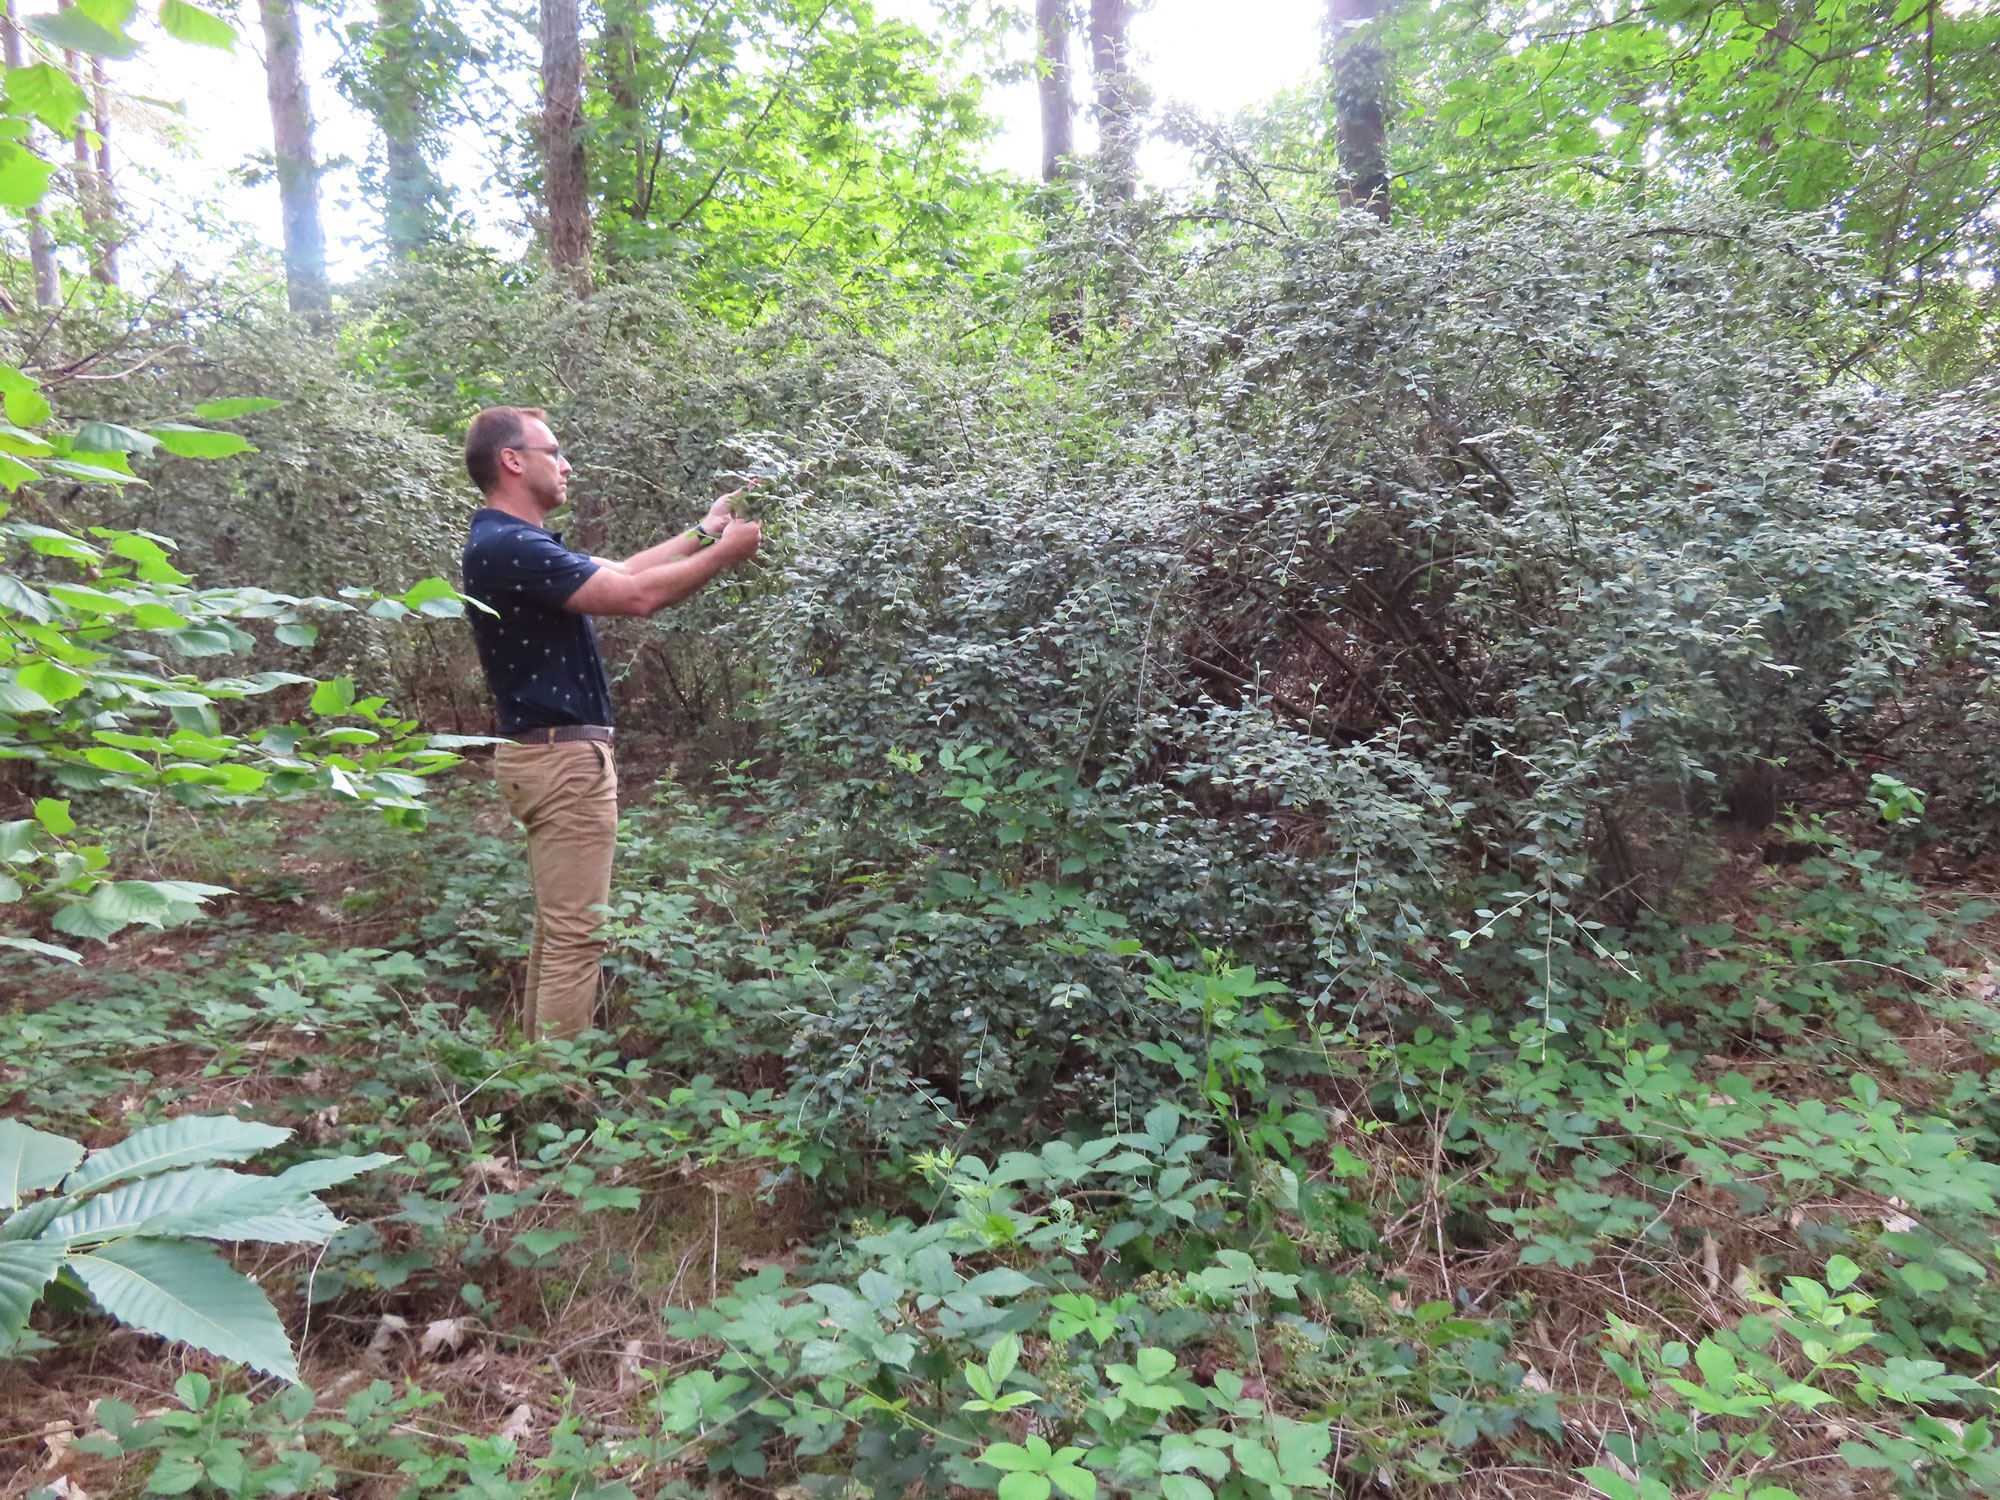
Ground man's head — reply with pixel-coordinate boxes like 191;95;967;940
465;406;572;517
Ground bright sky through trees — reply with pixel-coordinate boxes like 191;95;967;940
113;0;1323;279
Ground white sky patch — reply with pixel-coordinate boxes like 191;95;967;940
89;0;1325;282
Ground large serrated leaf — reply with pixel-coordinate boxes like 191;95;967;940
0;1240;64;1350
66;1117;291;1193
45;1166;262;1243
143;1153;396;1239
0;1120;85;1212
68;1237;299;1382
200;1201;343;1244
0;1196;66;1242
44;1164;353;1246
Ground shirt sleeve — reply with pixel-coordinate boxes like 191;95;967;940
482;529;599;609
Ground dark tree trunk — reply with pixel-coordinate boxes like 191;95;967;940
1087;0;1135;201
1325;0;1390;221
258;0;332;312
1;0;56;305
540;0;592;293
1035;0;1075;185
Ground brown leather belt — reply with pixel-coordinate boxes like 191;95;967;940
501;725;615;745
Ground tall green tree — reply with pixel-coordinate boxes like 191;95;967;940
1035;0;1075;186
540;0;591;292
1401;0;2000;297
258;0;331;313
337;0;463;255
1;0;57;305
1325;0;1388;220
1087;0;1135;201
577;0;1011;316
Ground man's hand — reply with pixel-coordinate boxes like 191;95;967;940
704;477;759;533
715;517;762;563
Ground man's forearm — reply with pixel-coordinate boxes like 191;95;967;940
617;527;707;572
629;543;738;615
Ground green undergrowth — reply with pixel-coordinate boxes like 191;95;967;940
7;787;2000;1499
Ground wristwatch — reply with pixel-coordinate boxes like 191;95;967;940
689;521;720;548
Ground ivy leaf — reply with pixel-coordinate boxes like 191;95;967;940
2;387;50;429
310;677;355;714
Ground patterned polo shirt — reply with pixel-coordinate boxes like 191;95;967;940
460;508;614;733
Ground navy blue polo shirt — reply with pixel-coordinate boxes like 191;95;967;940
461;508;614;733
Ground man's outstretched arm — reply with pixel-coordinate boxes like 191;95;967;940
565;519;761;618
600;483;755;574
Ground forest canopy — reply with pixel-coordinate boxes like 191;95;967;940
2;2;2000;1499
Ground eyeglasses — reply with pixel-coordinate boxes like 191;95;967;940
508;443;566;461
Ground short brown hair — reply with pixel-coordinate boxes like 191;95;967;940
465;406;548;494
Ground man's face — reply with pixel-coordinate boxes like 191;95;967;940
509;417;572;514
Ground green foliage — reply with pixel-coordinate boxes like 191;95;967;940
0;358;476;958
0;1114;393;1381
579;0;1018;314
0;0;235;211
80;1375;634;1500
1587;1259;2000;1499
1394;0;2000;324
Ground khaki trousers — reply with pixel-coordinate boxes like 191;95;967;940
494;739;619;1040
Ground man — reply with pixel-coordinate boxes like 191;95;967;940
459;405;761;1040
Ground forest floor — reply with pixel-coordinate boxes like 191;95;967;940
4;759;1999;1500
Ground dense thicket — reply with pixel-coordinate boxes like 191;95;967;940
7;2;2000;1497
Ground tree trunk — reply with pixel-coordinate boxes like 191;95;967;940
89;58;116;284
1;0;56;305
371;0;444;254
598;13;645;221
258;0;331;313
1035;0;1075;185
1325;0;1389;221
1087;0;1135;201
58;28;112;286
540;0;591;293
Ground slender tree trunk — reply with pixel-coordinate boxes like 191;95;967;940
2;0;57;305
90;59;116;284
382;130;429;252
540;0;591;293
1087;0;1135;201
1325;0;1389;221
598;14;644;221
258;0;332;312
1036;0;1075;185
60;44;111;285
1036;0;1083;342
372;0;440;254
